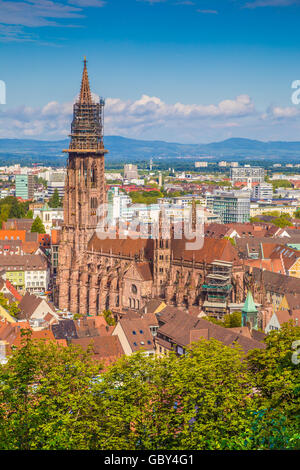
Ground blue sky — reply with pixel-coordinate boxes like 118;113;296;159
1;0;300;143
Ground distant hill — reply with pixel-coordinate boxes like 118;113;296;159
1;136;300;166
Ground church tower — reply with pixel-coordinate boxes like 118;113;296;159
57;58;108;311
154;210;171;298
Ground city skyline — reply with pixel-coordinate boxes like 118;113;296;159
1;0;300;142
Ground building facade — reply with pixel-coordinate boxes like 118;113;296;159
206;191;250;224
15;174;34;200
230;166;265;184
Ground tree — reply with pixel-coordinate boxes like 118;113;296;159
25;209;33;219
8;302;21;317
31;216;46;234
224;236;236;246
203;311;242;328
94;340;255;450
8;197;26;219
245;323;300;449
1;326;299;450
0;330;104;450
102;309;116;326
223;311;242;328
49;189;61;208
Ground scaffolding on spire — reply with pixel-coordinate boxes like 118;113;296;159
63;57;107;154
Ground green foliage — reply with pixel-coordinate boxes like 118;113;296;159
270;180;292;190
224;236;236;246
48;188;62;208
260;211;293;227
0;330;102;450
247;323;300;419
25;209;33;219
0;292;20;317
249;216;262;223
9;197;26;219
34;176;47;188
102;309;116;326
0;196;29;228
129;190;163;205
273;214;293;228
223;311;242;328
73;313;83;321
0;325;299;450
204;311;242;328
0;196;29;227
31;216;46;234
294;210;300;219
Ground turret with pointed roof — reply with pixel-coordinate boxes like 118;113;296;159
242;291;258;329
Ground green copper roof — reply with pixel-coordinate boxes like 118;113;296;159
242;291;257;313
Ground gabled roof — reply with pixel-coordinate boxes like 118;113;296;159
5;280;22;301
0;321;58;352
88;233;154;260
171;237;240;264
18;292;43;319
283;292;300;310
157;308;265;353
275;309;300;326
71;336;124;365
135;262;153;281
51;319;78;340
139;299;166;315
251;267;300;295
118;318;154;352
0;254;48;271
18;292;54;320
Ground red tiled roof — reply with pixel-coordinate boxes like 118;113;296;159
5;279;22;301
71;335;124;365
276;309;300;326
0;230;26;242
118;318;154;352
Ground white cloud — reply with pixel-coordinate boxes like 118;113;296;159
0;93;256;140
197;9;219;14
2;93;300;142
68;0;106;6
244;0;299;8
261;105;300;119
0;0;106;41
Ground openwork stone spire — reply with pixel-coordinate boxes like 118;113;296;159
63;57;107;153
79;57;92;104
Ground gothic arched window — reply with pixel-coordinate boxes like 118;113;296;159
131;284;137;294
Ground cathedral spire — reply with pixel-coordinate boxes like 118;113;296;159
79;56;92;104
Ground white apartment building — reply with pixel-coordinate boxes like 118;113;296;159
252;183;273;200
25;268;50;294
